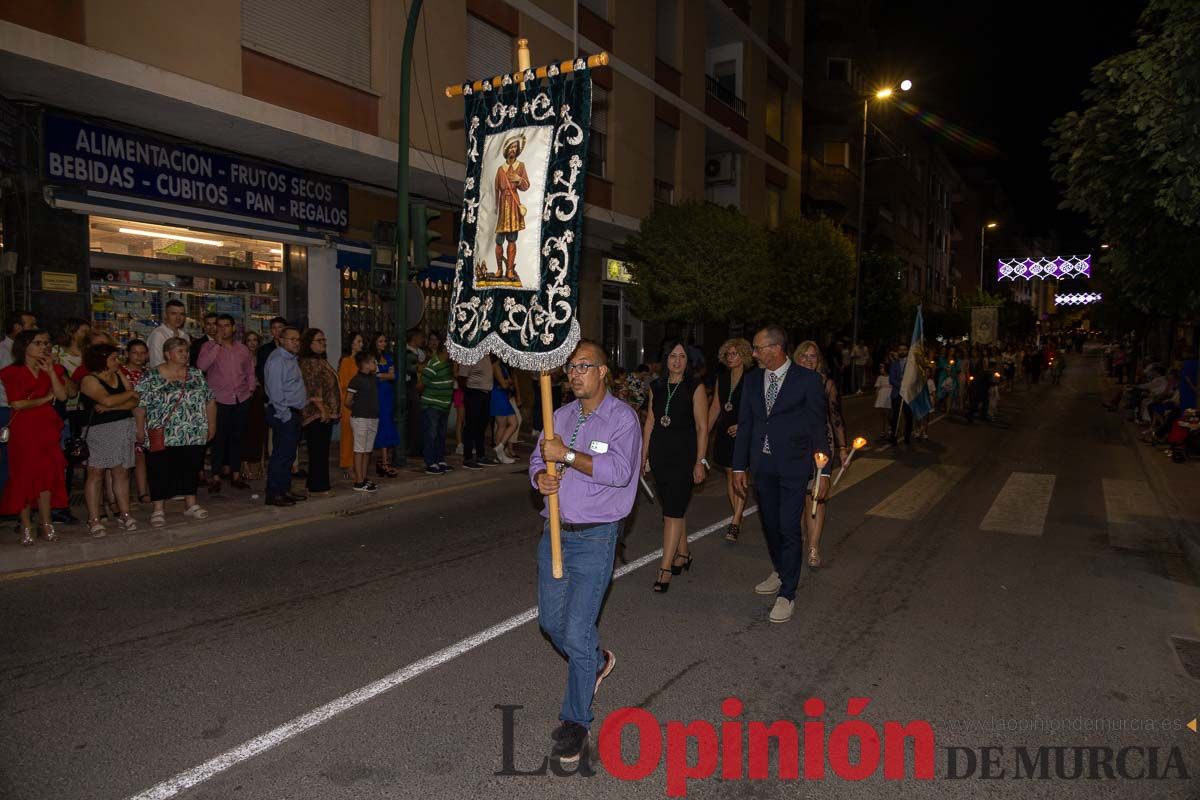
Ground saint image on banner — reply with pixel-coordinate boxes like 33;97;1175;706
473;125;550;291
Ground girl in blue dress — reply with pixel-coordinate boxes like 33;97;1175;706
372;332;401;476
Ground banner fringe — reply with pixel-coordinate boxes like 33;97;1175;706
446;320;581;373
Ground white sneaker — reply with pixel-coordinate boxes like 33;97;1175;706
754;571;781;595
494;445;515;465
454;443;464;455
768;597;794;623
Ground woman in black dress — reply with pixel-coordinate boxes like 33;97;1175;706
641;340;709;593
706;338;754;543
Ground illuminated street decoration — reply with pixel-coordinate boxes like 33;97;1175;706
996;254;1091;281
1054;292;1102;306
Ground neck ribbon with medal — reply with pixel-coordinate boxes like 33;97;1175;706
660;379;683;428
724;374;737;413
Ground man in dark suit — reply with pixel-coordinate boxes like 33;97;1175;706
733;325;829;624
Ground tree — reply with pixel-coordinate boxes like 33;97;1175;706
624;201;768;323
761;216;855;337
857;250;908;345
1047;0;1200;319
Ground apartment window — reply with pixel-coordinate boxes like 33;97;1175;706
466;14;513;83
766;187;782;231
823;141;850;168
827;58;851;83
654;121;676;204
580;0;608;18
589;86;609;179
242;0;371;89
765;78;786;143
769;0;789;37
656;0;678;67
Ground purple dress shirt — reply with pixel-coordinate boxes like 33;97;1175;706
528;390;642;524
197;339;257;404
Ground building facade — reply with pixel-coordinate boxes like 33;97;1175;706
0;0;805;368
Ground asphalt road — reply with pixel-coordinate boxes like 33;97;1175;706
2;354;1198;799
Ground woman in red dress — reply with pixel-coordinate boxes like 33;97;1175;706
1;329;70;545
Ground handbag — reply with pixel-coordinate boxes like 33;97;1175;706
149;384;187;453
64;404;95;466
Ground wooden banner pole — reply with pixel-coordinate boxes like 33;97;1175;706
541;371;564;579
445;52;610;97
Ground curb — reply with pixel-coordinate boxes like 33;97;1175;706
1119;390;1200;578
0;465;516;578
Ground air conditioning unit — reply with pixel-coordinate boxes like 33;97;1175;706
704;153;736;185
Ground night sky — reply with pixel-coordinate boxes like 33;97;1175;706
874;0;1145;250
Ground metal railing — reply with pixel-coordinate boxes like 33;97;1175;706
705;75;747;119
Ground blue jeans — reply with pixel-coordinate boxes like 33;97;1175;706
537;519;621;728
421;407;448;467
266;406;301;497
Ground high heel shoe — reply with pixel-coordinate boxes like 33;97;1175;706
670;552;693;575
652;568;672;593
19;526;33;546
39;523;59;542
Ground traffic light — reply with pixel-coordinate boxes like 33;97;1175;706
410;202;442;272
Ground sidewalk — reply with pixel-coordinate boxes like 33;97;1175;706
1102;367;1200;575
0;442;525;578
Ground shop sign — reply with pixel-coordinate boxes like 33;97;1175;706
605;258;634;284
40;271;78;293
42;113;350;231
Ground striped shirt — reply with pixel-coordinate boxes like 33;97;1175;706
421;354;454;410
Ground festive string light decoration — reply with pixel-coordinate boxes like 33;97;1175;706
1054;292;1102;306
997;255;1091;281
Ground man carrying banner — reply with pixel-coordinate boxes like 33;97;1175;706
900;306;934;432
529;340;641;763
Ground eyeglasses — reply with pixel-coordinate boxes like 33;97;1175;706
313;337;327;343
751;343;780;352
798;352;819;361
563;363;598;375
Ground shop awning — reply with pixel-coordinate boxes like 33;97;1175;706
335;241;372;272
45;188;328;246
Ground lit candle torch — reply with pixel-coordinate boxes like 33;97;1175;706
812;452;829;517
832;436;867;489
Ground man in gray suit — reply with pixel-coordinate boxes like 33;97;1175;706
733;325;829;623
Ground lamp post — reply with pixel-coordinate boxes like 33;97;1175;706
978;221;997;295
851;82;910;391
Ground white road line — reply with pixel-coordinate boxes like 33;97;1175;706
866;464;968;520
831;458;893;498
980;472;1056;536
125;507;758;800
1102;478;1170;550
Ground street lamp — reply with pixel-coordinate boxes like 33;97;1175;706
850;80;911;392
979;221;998;293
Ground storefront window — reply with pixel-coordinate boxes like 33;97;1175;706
87;216;283;345
89;216;283;271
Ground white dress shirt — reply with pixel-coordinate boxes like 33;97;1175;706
147;324;188;368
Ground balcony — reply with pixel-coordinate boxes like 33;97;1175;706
654;180;675;205
704;75;748;138
705;75;747;119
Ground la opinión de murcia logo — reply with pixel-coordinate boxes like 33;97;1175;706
496;699;1192;796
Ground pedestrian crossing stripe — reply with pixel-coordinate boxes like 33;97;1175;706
831;457;893;498
980;472;1056;536
866;464;968;520
1102;478;1170;550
